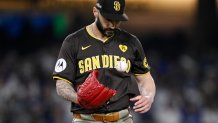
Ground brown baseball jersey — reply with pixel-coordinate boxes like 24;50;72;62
53;26;150;113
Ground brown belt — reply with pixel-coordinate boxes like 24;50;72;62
73;112;120;122
73;109;130;122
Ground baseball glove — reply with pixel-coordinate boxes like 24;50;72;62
77;70;116;109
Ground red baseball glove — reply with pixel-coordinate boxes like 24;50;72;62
77;70;116;109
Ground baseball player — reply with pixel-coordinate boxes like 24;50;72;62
53;0;156;122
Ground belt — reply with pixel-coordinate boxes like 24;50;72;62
73;109;129;122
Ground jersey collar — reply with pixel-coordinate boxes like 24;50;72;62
86;26;114;43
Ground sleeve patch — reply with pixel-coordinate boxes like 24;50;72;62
143;57;149;68
55;58;67;72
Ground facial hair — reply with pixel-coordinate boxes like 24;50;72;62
96;17;115;37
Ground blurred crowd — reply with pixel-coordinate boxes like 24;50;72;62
0;12;218;123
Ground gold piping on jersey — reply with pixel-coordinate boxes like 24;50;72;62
53;76;73;85
86;26;113;43
134;73;146;76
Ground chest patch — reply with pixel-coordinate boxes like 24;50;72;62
119;44;128;52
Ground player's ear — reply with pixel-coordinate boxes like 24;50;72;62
93;7;99;18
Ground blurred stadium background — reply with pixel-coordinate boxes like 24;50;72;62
0;0;218;123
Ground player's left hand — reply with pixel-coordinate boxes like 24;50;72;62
130;95;153;113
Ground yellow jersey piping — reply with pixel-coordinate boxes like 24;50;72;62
134;73;146;76
86;26;113;43
53;76;73;85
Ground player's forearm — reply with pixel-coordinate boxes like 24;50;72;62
56;80;78;104
139;80;156;102
136;73;156;102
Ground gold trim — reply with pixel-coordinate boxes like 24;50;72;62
85;26;113;43
53;76;73;85
134;73;146;76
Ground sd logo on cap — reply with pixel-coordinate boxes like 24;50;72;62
96;0;128;21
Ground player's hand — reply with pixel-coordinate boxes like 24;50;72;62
130;95;153;113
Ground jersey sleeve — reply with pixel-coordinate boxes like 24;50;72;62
131;37;150;75
52;35;77;84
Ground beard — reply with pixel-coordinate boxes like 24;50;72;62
96;17;115;37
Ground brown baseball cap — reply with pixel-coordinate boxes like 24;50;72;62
96;0;128;21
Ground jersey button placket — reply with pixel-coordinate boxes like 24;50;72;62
102;43;110;113
102;44;107;55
